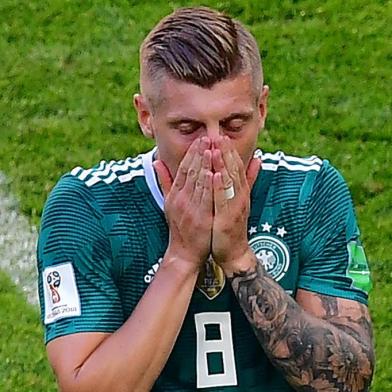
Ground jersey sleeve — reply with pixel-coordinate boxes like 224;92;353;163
297;161;371;305
37;174;124;344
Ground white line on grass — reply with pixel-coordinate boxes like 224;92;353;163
0;172;38;305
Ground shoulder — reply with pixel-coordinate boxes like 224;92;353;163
51;153;146;204
69;154;145;188
42;153;147;227
256;149;324;174
255;149;348;202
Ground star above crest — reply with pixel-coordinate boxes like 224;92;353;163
250;222;288;238
248;226;257;235
277;227;287;238
261;222;272;232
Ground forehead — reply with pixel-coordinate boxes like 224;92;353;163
152;74;256;119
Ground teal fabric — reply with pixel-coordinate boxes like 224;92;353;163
37;149;370;391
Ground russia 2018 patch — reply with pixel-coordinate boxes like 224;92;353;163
43;262;81;324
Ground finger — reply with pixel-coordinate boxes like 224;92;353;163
213;172;228;214
215;136;241;187
198;136;211;155
212;148;233;189
172;138;200;191
183;137;210;194
192;149;212;204
231;148;247;188
220;136;237;174
200;170;213;215
246;157;262;189
225;136;247;187
153;160;173;198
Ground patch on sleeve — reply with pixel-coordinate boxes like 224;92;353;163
347;241;372;294
43;263;81;325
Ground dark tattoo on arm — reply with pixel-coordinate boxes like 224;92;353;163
230;261;375;392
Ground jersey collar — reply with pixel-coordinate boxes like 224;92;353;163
142;147;164;211
142;147;263;213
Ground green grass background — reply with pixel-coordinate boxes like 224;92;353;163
0;0;390;390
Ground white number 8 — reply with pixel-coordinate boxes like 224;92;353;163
194;312;238;388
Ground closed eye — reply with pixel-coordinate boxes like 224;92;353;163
168;120;203;135
224;119;245;132
221;115;251;133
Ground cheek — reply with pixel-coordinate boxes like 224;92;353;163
155;136;192;178
234;132;259;166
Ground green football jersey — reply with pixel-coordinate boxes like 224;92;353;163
37;148;371;391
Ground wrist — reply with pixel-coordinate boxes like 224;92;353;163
220;247;257;278
162;248;202;277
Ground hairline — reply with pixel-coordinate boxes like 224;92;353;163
141;68;263;114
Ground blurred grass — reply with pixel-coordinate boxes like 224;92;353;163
0;271;56;391
0;0;390;390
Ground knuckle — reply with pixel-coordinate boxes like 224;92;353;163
179;166;188;176
196;179;204;189
188;168;197;180
231;167;239;177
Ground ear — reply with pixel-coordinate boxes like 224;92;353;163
133;93;154;139
258;85;269;129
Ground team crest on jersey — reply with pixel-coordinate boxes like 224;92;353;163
249;235;290;281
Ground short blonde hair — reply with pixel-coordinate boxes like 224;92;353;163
140;7;263;101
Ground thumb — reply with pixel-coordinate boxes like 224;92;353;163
153;160;173;198
246;158;261;190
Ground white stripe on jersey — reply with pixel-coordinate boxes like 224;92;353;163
254;149;322;172
71;160;105;181
111;158;143;172
78;168;93;181
70;166;83;176
85;176;101;187
103;172;117;184
262;152;322;166
118;169;145;183
262;161;321;172
72;156;144;187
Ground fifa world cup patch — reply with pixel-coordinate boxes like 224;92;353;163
43;262;81;324
196;256;226;300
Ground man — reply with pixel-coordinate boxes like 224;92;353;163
37;6;374;392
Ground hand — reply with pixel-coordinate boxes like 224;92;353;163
211;136;261;274
153;137;214;270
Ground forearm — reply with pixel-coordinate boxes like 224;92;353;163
226;251;374;392
66;255;198;392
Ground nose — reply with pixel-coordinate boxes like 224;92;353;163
205;123;222;141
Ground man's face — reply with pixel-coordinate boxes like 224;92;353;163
135;74;268;179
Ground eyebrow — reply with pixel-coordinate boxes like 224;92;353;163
167;111;254;126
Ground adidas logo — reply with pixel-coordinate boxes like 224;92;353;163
144;258;163;283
